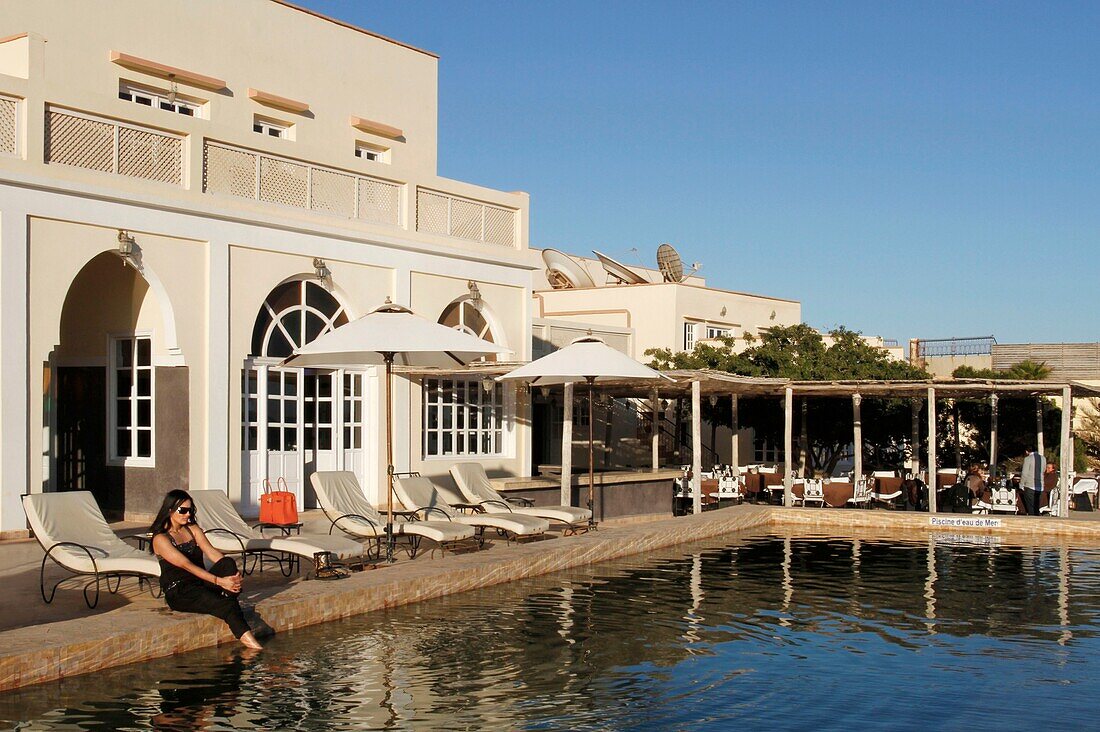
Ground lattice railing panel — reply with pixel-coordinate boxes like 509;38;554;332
0;97;16;156
46;111;114;173
415;188;518;247
483;206;516;247
259;156;308;209
311;168;356;217
205;142;403;226
203;144;256;198
416;190;450;236
118;127;183;185
46;110;183;185
357;178;401;226
450;197;483;241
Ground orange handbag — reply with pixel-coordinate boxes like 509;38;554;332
259;477;299;525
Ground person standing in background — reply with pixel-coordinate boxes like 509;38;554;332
1020;448;1045;516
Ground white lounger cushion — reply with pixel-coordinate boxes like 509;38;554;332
189;490;364;561
310;472;474;544
23;491;160;577
450;462;592;525
395;475;550;536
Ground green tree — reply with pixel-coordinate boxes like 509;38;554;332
948;360;1063;474
645;325;929;475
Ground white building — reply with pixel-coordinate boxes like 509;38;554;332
0;0;536;530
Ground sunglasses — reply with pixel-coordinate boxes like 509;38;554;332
175;505;194;515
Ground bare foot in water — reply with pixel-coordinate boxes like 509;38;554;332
240;631;263;650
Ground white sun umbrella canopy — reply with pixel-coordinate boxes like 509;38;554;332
498;336;667;522
284;299;507;559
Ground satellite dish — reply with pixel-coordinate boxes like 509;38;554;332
542;249;596;289
592;250;648;285
656;243;685;282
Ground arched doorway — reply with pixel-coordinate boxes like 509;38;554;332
241;279;367;509
53;252;186;518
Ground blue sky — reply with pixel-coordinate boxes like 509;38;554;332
307;1;1098;344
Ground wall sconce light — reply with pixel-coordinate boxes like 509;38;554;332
720;306;727;317
116;230;139;269
313;257;331;287
539;385;551;398
480;376;496;394
709;395;719;407
467;280;482;304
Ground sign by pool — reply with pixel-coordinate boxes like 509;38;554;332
929;516;1003;529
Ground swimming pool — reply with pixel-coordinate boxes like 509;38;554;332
2;533;1097;730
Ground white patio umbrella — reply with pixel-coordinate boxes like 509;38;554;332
284;299;507;560
498;335;667;522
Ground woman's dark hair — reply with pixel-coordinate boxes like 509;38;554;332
150;489;196;536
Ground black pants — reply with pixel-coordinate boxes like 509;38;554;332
1021;488;1041;516
165;557;251;639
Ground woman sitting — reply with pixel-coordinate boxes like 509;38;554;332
150;489;263;650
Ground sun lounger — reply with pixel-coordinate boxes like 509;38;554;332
189;490;366;575
449;462;593;534
22;491;160;608
310;471;476;558
394;474;550;542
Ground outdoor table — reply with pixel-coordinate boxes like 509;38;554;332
823;481;854;508
254;522;303;536
741;473;763;500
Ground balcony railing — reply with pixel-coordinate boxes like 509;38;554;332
416;187;517;248
0;95;16;157
44;108;183;185
203;141;402;227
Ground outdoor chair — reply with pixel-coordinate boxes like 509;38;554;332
802;479;825;508
189;490;366;575
708;476;743;504
310;471;477;558
449;462;592;534
989;483;1018;514
393;474;550;543
848;479;873;508
22;491;160;608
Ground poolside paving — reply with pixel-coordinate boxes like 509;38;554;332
1;504;1099;691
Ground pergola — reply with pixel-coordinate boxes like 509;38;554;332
594;371;1100;517
397;364;1100;518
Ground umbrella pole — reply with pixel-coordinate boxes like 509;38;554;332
588;376;595;525
385;352;395;562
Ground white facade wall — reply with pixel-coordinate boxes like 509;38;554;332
0;0;536;530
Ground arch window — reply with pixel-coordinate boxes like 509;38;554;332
439;298;497;363
251;280;349;358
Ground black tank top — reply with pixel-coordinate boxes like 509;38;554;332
158;525;204;593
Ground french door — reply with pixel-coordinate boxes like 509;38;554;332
243;362;368;510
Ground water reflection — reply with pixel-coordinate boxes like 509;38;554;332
3;534;1099;731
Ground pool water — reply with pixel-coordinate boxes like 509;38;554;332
2;533;1098;730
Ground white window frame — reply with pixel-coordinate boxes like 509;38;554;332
119;81;202;118
684;322;697;351
754;437;783;464
253;115;291;140
355;141;390;164
108;333;155;467
422;378;506;458
706;326;731;340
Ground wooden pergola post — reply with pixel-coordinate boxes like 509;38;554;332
927;387;938;514
560;382;574;506
783;387;794;507
650;387;660;472
953;399;962;471
910;398;922;478
1059;386;1072;517
799;399;809;477
691;379;703;515
989;393;999;478
730;394;740;472
852;393;863;484
1036;396;1045;458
